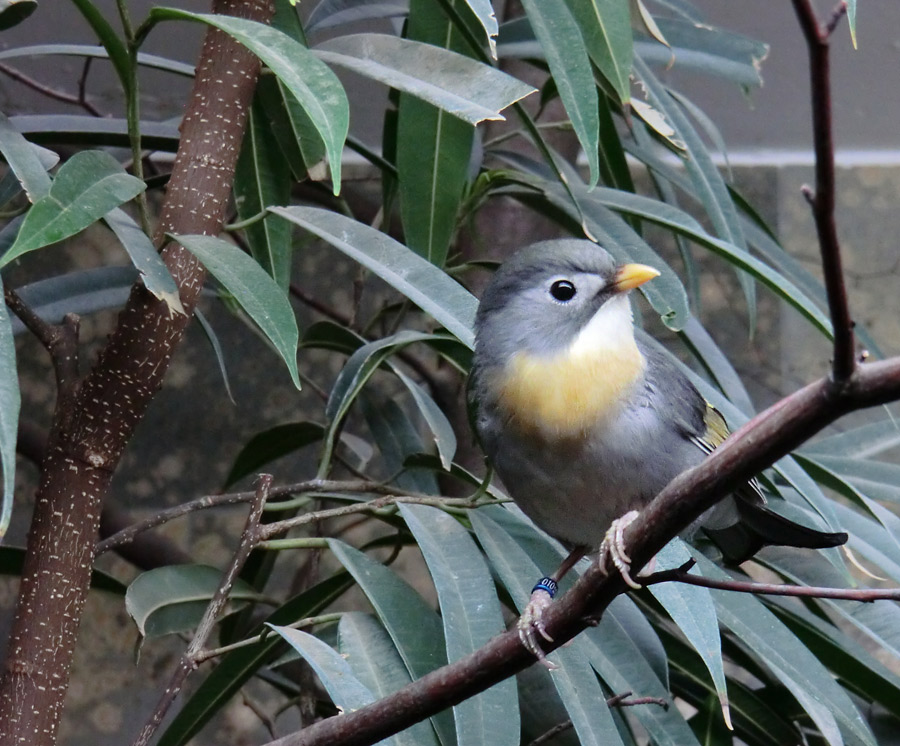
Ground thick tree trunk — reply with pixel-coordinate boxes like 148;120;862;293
0;1;273;742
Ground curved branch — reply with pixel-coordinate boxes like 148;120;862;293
260;357;900;746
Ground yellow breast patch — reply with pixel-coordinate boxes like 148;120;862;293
497;343;645;437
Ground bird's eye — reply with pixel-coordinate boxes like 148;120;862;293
550;279;577;302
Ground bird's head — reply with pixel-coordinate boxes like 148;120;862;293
473;239;660;435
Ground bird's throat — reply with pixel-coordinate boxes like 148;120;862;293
497;332;645;438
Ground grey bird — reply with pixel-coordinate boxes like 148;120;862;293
468;239;847;655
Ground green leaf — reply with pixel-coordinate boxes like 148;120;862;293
152;8;349;195
305;0;409;34
360;393;440;495
632;55;756;332
2;150;145;267
125;564;262;639
521;0;600;187
691;552;876;746
392;369;457;471
271;206;478;348
589;186;832;337
158;572;353;746
313;33;535;125
650;540;730;730
225;422;325;487
11;114;180;151
174;234;301;389
847;0;857;47
234;101;293;290
268;625;388;719
400;504;518;746
0;0;37;30
0;44;195;77
0;111;52;201
461;0;498;57
0;273;19;539
103;208;185;315
256;75;327;182
565;0;633;104
470;508;626;746
338;613;440;746
636;17;769;88
398;0;476;266
804;419;900;460
10;267;137;334
327;539;456;746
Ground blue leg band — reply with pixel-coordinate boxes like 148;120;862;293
532;577;558;598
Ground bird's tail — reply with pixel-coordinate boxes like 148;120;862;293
701;498;847;565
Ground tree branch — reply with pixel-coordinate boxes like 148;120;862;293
641;560;900;602
259;357;900;746
791;0;855;381
131;475;270;746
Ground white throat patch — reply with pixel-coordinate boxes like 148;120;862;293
569;293;637;358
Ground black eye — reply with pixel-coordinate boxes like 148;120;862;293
550;279;577;302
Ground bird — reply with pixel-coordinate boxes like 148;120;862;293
468;238;848;658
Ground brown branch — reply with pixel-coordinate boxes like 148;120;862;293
0;62;103;117
131;475;270;746
258;357;900;746
791;0;855;381
642;562;900;602
0;2;274;743
93;478;446;555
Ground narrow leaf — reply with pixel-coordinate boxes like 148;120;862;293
692;552;876;746
305;0;409;34
650;540;730;730
125;564;262;639
268;625;388;722
234;101;293;289
565;0;633;104
174;234;301;389
104;208;185;315
0;111;52;201
400;504;518;746
313;33;535;124
521;0;600;186
158;573;352;746
152;8;349;194
271;206;477;348
804;419;900;460
0;273;19;538
225;422;325;487
470;509;626;746
2;150;145;266
327;539;456;746
398;0;475;265
338;613;439;746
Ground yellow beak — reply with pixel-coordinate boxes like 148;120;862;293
612;263;660;292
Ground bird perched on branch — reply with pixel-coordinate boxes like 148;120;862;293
468;238;847;658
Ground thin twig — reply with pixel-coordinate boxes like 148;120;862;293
96;478;501;555
5;289;81;406
131;475;271;746
194;613;343;663
0;62;102;116
642;564;900;602
529;692;668;746
791;0;855;381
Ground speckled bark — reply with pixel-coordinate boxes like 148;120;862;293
0;1;273;743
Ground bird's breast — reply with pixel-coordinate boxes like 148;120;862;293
495;342;645;438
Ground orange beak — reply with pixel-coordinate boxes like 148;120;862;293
612;263;660;293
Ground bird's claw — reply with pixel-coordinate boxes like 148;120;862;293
599;510;642;590
517;588;558;669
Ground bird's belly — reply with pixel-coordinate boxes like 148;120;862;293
489;407;702;549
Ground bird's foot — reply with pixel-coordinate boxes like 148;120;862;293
598;510;642;589
517;577;559;668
